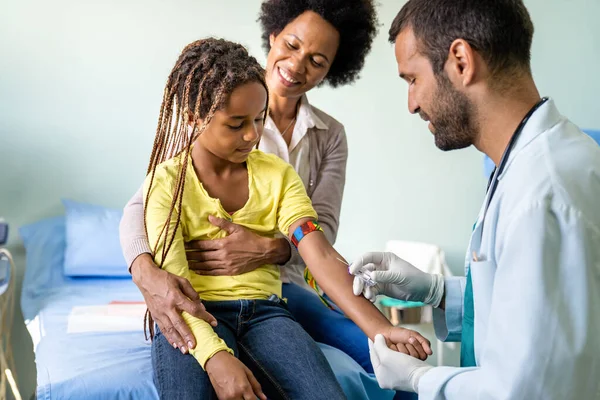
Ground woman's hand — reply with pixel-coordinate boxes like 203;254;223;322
380;326;432;360
186;216;290;276
205;351;267;400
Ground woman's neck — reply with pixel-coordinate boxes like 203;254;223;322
268;93;301;130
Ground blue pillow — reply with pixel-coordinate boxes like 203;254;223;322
19;216;68;320
62;199;130;277
583;129;600;146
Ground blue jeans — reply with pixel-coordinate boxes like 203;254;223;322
152;297;345;400
282;282;373;373
282;283;418;400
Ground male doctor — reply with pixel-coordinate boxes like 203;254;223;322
351;0;600;398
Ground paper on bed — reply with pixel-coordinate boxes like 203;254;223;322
67;302;147;333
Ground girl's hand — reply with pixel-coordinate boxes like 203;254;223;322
381;326;432;360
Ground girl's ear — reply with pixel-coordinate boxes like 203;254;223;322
187;112;204;141
187;111;196;126
188;112;206;133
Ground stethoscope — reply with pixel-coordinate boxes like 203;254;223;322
479;97;549;234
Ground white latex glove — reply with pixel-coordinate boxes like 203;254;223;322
369;334;434;393
350;252;444;307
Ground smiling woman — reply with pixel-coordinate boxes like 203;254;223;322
259;0;378;88
265;11;340;98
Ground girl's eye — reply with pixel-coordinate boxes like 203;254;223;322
228;123;243;130
286;42;297;50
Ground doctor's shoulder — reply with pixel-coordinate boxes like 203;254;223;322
500;123;600;226
542;124;600;223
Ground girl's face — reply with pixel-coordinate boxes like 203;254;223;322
196;82;268;163
266;11;340;100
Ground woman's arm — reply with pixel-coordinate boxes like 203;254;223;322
185;217;291;275
309;124;348;244
119;185;152;270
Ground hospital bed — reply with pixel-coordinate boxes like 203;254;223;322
20;212;395;400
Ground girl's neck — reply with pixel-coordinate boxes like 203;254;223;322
191;140;243;178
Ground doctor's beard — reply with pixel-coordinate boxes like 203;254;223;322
428;73;479;151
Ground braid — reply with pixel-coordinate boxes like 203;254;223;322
143;38;268;340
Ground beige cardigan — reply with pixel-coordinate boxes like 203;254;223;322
119;102;348;290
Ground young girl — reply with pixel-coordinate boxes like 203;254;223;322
144;38;430;399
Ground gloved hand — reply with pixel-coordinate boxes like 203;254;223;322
349;252;444;307
369;334;434;393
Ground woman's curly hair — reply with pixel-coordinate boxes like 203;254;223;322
258;0;379;87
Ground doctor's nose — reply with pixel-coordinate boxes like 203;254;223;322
408;92;420;115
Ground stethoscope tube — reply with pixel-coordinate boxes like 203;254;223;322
480;97;549;231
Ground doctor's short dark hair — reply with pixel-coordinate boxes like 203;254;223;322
389;0;534;79
258;0;378;88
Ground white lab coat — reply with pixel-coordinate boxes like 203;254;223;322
419;99;600;399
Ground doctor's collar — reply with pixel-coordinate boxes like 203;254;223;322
497;97;560;181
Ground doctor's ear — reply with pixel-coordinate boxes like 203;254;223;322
269;33;276;48
445;38;477;87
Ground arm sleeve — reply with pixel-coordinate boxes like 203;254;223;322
277;164;318;237
119;184;152;269
418;202;600;400
308;124;347;244
432;276;466;342
144;175;233;369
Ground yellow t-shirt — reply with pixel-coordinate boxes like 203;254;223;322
143;149;317;368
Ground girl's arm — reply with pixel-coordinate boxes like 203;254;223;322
144;174;233;369
291;218;390;338
281;124;348;269
277;162;431;357
291;219;431;358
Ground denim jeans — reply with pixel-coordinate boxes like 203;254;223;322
152;297;345;400
282;283;418;400
282;282;373;373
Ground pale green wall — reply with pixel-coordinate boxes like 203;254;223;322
1;0;598;398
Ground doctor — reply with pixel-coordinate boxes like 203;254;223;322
351;0;600;398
